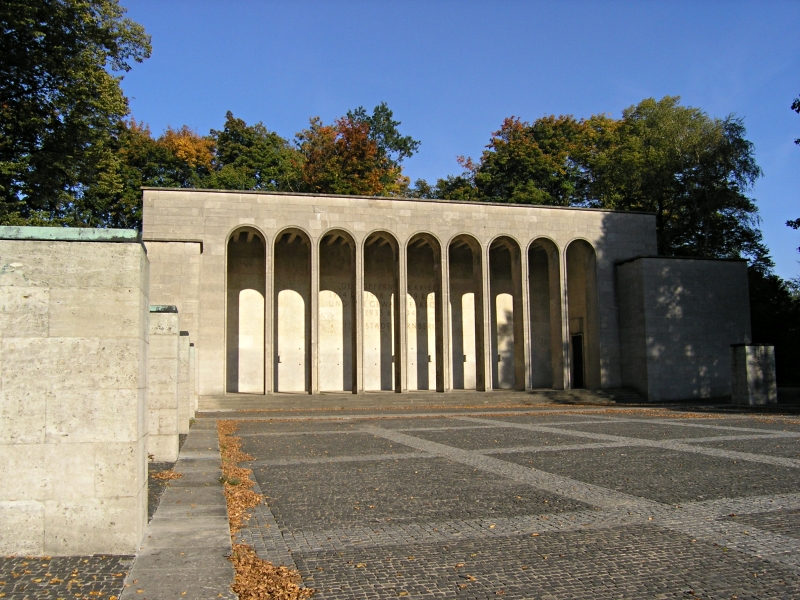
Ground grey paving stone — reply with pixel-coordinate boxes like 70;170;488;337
252;457;592;533
691;436;800;460
498;446;800;504
222;409;800;599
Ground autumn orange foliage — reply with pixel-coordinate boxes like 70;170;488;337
159;125;215;170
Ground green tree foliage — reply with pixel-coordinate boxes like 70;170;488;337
596;98;767;267
205;112;301;192
789;95;800;253
295;105;419;196
749;269;800;385
420;96;769;268
0;0;151;225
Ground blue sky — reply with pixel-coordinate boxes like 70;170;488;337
120;0;800;280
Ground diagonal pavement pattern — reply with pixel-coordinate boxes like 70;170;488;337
234;409;800;599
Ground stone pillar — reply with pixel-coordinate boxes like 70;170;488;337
189;342;197;419
310;238;320;394
511;245;527;392
559;249;572;389
437;245;451;392
731;344;778;405
479;243;493;391
264;237;274;394
519;246;533;391
396;242;408;392
148;306;180;462
352;240;362;394
177;332;190;434
0;227;148;555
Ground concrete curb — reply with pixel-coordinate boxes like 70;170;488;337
121;420;237;599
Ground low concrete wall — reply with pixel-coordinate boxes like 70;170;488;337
147;307;179;461
617;257;751;401
0;227;148;555
731;344;778;405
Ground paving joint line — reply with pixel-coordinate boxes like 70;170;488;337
456;416;800;469
360;423;800;573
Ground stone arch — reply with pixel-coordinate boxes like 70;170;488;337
318;229;357;392
448;234;486;390
527;237;564;389
489;236;525;390
363;230;400;391
274;227;312;392
406;232;444;391
226;226;266;394
565;238;600;389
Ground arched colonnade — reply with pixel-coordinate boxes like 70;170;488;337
225;227;600;394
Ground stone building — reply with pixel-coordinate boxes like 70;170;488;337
141;188;751;401
0;189;757;555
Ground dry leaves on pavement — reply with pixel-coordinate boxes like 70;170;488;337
218;420;315;599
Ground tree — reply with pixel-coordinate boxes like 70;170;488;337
346;102;420;168
789;95;800;253
296;104;419;196
205;112;301;192
594;97;768;267
0;0;151;225
431;97;769;268
471;115;607;206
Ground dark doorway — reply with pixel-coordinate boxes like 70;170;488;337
571;334;585;389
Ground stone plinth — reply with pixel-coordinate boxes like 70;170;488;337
189;343;197;419
0;227;149;555
616;256;751;401
731;344;777;405
178;332;190;434
148;307;179;461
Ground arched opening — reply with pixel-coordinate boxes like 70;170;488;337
363;231;400;391
319;230;356;392
406;233;444;391
528;238;564;389
566;239;601;390
226;227;265;394
274;229;311;393
489;237;525;390
448;235;485;390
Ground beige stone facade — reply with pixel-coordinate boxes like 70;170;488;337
0;230;149;555
142;188;660;396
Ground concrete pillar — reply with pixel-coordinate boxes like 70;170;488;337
437;244;451;392
396;242;408;392
731;344;778;405
354;239;365;393
310;238;320;394
264;236;274;394
189;343;197;418
177;331;190;434
560;249;572;389
148;306;180;462
511;245;527;392
548;246;565;390
519;246;532;391
479;243;493;391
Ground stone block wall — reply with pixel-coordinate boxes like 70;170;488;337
0;227;149;555
147;308;179;461
142;189;657;395
617;257;751;401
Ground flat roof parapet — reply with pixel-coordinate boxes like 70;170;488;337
0;226;140;243
141;187;657;216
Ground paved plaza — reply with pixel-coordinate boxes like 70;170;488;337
232;407;800;599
